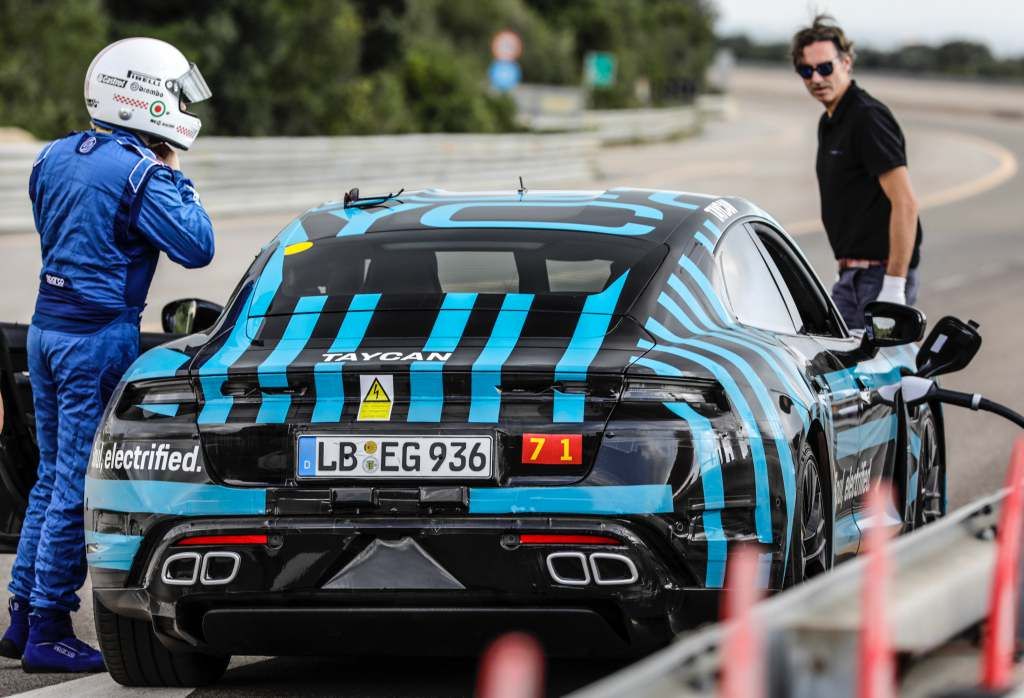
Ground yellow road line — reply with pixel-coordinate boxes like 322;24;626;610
784;130;1019;236
917;130;1018;209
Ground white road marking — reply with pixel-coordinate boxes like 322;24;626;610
10;656;269;697
10;673;191;697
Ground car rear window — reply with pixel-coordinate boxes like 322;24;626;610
276;228;662;299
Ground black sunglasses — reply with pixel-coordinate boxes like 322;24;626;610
795;60;835;79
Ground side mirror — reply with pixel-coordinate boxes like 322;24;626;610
161;299;223;335
916;316;981;378
861;301;926;351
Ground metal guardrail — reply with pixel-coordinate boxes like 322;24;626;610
571;492;1005;698
0;102;725;234
584;105;699;145
0;132;599;233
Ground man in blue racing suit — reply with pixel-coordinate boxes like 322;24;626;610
0;37;215;673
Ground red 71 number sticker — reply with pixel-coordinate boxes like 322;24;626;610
521;433;582;465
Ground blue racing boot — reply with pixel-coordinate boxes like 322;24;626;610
0;597;29;658
21;609;105;673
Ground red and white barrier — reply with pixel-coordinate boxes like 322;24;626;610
476;632;546;698
720;546;764;698
859;484;897;698
980;436;1024;690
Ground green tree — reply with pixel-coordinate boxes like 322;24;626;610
527;0;715;107
0;0;109;137
107;0;363;135
1;0;720;138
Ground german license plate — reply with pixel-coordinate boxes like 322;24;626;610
296;435;493;479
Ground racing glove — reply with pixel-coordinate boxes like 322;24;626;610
876;274;907;305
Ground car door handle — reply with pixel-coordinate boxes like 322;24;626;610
852;376;873;402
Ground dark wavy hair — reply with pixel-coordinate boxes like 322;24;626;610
790;14;856;65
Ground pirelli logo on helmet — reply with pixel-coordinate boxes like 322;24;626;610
127;69;162;87
97;73;127;88
320;351;452;363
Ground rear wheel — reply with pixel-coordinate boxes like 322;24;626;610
915;411;946;526
94;595;229;687
785;442;830;586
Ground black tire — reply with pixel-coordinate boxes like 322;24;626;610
785;442;831;586
915;410;946;527
94;595;229;687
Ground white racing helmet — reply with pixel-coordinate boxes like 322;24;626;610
84;37;212;150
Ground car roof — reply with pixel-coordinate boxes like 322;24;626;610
295;188;764;246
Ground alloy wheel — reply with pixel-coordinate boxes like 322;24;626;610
799;448;829;579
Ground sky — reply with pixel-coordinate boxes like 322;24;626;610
713;0;1024;58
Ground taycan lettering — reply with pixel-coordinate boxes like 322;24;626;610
94;443;202;473
704;199;738;223
320;351;452;363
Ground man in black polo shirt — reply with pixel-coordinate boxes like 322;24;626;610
791;15;923;329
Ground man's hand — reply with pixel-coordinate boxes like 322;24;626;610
151;143;180;171
878;166;918;277
877;274;907;305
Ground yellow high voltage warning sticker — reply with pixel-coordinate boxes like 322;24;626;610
357;375;394;421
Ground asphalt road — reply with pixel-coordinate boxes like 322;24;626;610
1;70;1021;696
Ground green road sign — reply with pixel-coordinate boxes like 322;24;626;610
584;51;616;88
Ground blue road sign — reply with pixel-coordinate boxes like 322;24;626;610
489;60;521;92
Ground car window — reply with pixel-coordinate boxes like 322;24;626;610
436;251;519;293
712;226;797;334
751;223;845;337
545;259;614;292
274;228;660;299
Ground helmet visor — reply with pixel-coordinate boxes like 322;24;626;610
174;63;212;104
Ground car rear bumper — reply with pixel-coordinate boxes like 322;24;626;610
92;515;721;657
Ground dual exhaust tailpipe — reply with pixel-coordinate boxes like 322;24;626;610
161;551;240;586
163;547;637;588
546;552;639;586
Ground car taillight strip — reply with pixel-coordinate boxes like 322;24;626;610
519;534;620;546
176;534;268;546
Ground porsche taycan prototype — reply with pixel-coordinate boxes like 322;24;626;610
0;188;945;685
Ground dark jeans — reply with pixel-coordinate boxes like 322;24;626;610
831;266;919;330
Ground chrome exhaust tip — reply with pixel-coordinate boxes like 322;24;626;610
589;552;639;585
161;552;201;586
200;551;241;585
545;552;590;586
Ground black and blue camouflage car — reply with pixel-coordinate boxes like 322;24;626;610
0;187;945;686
